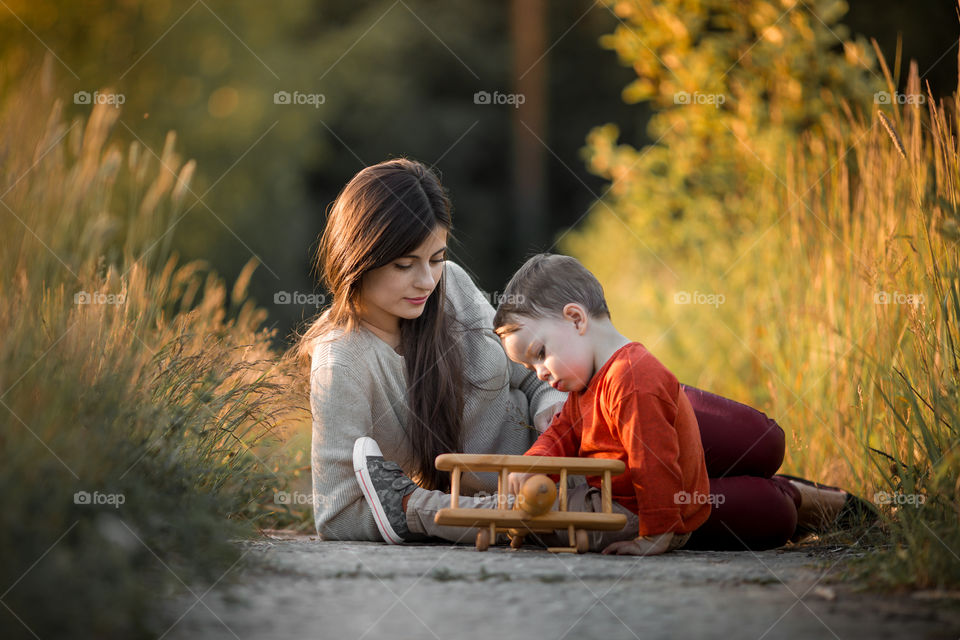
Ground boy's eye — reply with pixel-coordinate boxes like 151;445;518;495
538;347;545;359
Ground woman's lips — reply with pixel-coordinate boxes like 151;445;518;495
404;295;428;305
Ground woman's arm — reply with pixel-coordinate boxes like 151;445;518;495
310;357;382;541
443;261;566;427
507;359;566;431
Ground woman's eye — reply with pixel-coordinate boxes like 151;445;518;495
394;263;413;270
430;258;445;264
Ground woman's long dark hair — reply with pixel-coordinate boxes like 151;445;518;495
295;158;464;491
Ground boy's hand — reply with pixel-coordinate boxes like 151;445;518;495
507;472;537;499
533;401;564;433
601;532;674;556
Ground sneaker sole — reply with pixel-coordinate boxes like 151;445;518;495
353;437;404;544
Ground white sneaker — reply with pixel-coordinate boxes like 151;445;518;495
353;437;418;544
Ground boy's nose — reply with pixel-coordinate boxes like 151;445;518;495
535;366;550;381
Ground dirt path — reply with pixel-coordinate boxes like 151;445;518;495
163;532;959;640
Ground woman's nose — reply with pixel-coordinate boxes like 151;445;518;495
415;265;435;289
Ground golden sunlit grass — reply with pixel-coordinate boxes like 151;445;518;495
0;63;310;638
569;52;959;589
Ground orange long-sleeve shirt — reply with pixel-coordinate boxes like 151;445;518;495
525;342;711;537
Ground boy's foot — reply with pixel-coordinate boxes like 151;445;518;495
778;474;880;540
353;436;419;544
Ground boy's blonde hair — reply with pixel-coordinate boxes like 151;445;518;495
493;253;610;335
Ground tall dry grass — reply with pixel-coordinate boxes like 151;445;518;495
0;63;309;638
569;49;959;588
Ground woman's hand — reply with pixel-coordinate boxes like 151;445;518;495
532;401;565;433
601;532;674;556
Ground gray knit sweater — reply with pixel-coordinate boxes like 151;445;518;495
310;261;567;540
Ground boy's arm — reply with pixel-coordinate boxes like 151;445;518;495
601;532;675;556
523;398;580;458
612;391;685;537
508;400;579;491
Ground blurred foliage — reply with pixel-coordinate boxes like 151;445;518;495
567;0;882;395
846;0;960;100
0;0;644;343
0;62;309;638
0;0;950;345
576;0;879;252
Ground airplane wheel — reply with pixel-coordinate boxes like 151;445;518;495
476;528;491;551
575;529;589;554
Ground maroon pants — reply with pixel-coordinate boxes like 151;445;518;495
680;385;802;550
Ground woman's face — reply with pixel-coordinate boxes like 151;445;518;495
359;226;448;333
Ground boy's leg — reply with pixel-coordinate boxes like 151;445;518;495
684;475;801;550
681;384;785;478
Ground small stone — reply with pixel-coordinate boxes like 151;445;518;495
812;586;837;601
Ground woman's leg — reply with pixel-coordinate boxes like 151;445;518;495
681;384;785;478
404;475;589;544
404;486;515;544
405;480;633;551
684;475;801;550
526;483;640;552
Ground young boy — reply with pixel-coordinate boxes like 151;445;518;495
493;253;712;556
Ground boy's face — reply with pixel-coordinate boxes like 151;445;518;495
500;312;595;393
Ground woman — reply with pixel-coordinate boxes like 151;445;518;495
297;158;863;551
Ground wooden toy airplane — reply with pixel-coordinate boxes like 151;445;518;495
433;453;628;553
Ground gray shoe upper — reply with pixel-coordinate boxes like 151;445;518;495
364;456;419;540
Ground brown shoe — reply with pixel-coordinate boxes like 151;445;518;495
777;474;879;538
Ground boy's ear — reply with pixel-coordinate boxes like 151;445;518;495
561;303;588;334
